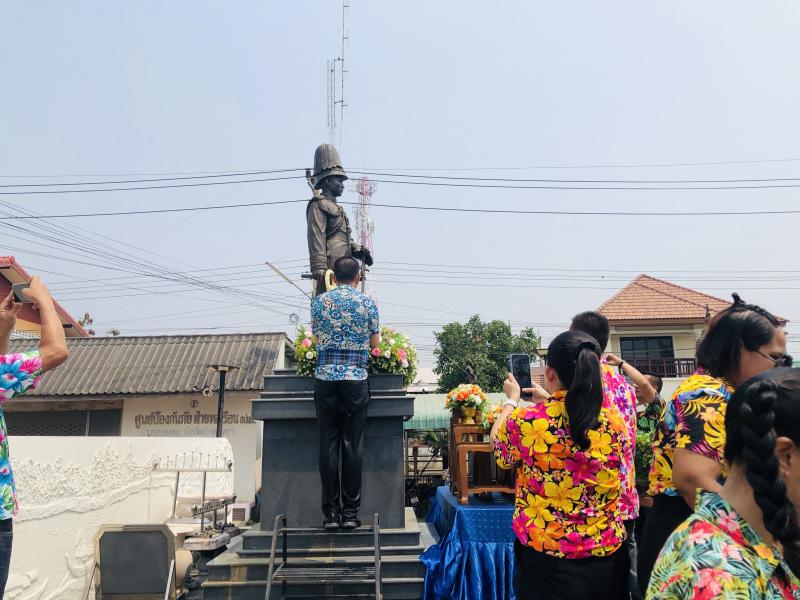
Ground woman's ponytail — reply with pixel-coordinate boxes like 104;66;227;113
547;333;604;450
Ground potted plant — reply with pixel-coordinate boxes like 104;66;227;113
293;325;418;389
445;384;488;424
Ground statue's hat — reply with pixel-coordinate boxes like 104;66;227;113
312;143;348;189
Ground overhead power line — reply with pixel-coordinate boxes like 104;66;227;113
3;199;800;220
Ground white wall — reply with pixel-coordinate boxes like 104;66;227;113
7;436;233;600
119;393;262;503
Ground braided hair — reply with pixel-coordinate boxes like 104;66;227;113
546;331;603;450
696;293;781;381
725;368;800;576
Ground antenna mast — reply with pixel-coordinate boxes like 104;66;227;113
327;2;349;145
353;175;376;296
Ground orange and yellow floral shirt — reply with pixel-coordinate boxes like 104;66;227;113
493;390;627;559
647;373;734;498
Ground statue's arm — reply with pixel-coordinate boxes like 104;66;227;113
307;202;328;273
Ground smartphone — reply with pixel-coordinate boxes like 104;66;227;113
509;353;533;400
11;283;31;303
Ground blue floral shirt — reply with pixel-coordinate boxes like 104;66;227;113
0;351;43;519
311;285;379;381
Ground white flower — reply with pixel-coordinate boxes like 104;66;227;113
304;329;312;338
401;360;409;368
389;338;396;346
306;351;315;359
403;343;408;348
384;351;391;359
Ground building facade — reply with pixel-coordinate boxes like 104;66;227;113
5;332;288;501
598;274;732;398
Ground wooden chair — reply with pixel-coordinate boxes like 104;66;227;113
449;414;516;505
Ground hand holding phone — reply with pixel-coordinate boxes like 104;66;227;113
509;353;533;400
12;283;31;303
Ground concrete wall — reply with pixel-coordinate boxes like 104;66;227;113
7;436;233;600
119;392;262;503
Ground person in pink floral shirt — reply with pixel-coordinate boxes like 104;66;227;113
492;331;630;600
0;278;69;595
570;311;657;599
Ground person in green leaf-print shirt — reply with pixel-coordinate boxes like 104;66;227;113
0;278;69;596
648;368;800;599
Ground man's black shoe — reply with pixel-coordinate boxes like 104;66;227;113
323;514;341;530
340;518;360;530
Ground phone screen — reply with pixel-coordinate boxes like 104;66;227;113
12;283;31;304
509;353;533;400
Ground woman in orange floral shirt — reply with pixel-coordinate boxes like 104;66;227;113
492;331;630;600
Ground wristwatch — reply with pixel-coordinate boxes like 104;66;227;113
503;399;519;409
618;360;626;373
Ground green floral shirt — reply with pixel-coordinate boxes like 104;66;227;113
647;492;800;599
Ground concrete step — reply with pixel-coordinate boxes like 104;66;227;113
238;542;426;558
202;576;424;600
242;527;421;551
208;553;426;582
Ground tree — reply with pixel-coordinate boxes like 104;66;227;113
78;312;95;336
433;315;541;393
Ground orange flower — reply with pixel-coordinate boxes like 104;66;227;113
528;521;564;552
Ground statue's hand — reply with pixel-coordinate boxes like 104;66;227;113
352;246;373;266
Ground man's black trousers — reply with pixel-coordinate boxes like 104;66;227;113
314;378;370;519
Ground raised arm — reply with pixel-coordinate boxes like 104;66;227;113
0;292;21;355
606;353;657;404
23;278;68;372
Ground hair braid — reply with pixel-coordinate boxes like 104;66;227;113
738;378;800;575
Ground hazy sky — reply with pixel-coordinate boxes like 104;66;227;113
2;1;800;366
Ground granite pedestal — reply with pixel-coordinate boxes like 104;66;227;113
253;369;414;530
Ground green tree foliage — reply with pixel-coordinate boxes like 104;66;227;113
433;315;541;393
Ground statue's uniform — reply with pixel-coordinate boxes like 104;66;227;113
307;196;354;297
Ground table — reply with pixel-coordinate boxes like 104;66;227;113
420;486;516;600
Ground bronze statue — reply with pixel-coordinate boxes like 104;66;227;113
306;144;373;296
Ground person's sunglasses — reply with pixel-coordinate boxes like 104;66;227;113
756;350;793;368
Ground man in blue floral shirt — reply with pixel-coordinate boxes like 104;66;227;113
311;256;379;530
0;277;69;595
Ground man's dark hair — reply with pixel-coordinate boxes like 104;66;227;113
333;256;360;283
570;311;610;351
696;293;780;381
644;373;664;393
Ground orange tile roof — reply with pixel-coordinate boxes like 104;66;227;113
597;275;731;323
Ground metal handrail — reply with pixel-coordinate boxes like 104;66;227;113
264;514;286;600
373;513;382;600
82;564;97;600
163;559;175;600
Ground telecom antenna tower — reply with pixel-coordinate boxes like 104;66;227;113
352;175;376;297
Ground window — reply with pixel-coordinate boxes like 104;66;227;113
7;409;121;436
619;336;674;360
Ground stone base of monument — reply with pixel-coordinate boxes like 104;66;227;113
201;369;424;599
202;508;425;599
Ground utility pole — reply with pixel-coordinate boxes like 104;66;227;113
208;364;240;438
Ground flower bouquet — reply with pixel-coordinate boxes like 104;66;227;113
481;404;504;429
446;383;488;424
368;326;418;386
294;326;318;377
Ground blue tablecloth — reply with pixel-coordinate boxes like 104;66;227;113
420;486;516;600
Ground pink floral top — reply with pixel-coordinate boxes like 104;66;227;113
601;359;639;520
493;390;628;559
0;351;43;519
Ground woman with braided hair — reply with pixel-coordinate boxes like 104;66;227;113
638;293;788;591
647;368;800;598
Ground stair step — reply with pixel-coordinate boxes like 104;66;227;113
202;576;424;600
208;553;425;582
242;528;420;551
238;543;425;558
